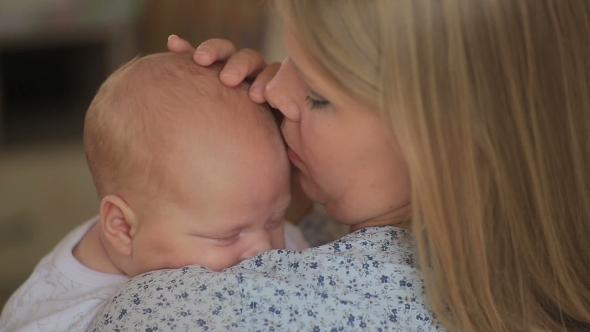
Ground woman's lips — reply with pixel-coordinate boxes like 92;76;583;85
286;146;303;164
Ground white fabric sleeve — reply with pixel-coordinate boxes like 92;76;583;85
283;221;310;250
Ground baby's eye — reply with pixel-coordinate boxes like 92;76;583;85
213;234;240;246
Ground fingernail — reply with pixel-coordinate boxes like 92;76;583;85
194;45;212;55
168;34;178;41
221;69;240;78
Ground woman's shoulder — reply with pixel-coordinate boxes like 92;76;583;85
89;226;445;331
231;226;441;330
242;226;417;275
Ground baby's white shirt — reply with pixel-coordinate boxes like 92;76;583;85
284;220;310;252
0;216;129;332
0;216;309;332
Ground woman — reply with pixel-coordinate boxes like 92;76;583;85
90;1;590;331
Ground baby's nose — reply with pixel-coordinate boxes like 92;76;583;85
240;233;273;260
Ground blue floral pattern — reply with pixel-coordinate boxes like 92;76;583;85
89;227;445;331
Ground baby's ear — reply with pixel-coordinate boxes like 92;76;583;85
99;195;137;257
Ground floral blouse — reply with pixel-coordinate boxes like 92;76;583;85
89;227;445;331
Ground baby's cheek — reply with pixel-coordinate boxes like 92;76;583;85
271;225;286;249
203;247;244;271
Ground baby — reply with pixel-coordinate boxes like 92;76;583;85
0;53;308;331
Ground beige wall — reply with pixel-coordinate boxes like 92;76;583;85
139;0;268;54
261;10;287;63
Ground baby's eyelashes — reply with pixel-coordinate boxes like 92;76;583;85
212;233;241;246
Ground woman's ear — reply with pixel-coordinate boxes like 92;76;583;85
99;195;138;257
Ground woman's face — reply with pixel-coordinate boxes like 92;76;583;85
265;27;412;229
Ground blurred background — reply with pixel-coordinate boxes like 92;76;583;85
0;0;293;309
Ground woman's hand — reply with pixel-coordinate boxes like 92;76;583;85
167;35;280;104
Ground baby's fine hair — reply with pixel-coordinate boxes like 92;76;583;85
84;53;280;200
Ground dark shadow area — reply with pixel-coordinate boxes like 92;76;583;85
1;43;107;147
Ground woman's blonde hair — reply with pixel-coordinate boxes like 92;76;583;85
276;0;590;331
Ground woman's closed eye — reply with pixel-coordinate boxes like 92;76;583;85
306;96;330;109
305;89;330;109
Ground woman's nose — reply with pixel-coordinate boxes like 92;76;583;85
265;57;301;122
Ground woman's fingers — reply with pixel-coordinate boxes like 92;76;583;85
167;35;195;54
218;48;268;87
167;36;236;64
250;62;281;104
167;37;277;103
193;38;238;66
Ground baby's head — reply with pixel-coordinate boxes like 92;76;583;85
84;53;290;276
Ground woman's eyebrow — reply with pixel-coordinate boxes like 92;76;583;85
290;58;319;89
290;59;305;79
290;57;334;98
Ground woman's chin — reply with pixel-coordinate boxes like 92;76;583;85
295;171;325;204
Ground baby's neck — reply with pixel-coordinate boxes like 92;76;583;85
73;221;125;275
